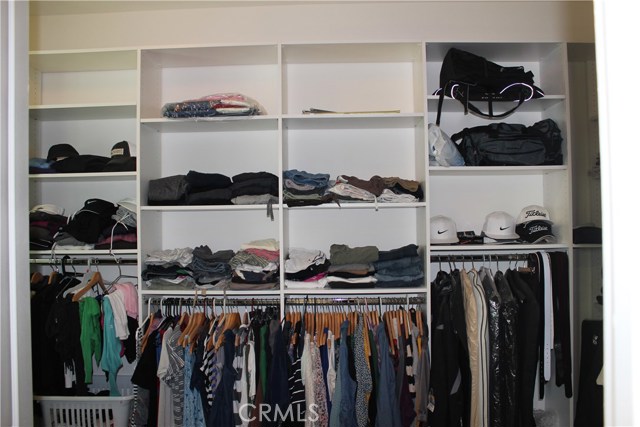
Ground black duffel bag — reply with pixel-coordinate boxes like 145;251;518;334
434;48;545;123
451;118;563;166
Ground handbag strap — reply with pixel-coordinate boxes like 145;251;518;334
436;87;446;126
463;89;526;119
437;81;528;123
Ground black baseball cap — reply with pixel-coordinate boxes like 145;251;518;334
516;220;556;243
47;143;79;161
110;140;131;158
103;141;136;172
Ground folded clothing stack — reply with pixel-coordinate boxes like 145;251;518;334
283;169;333;207
44;198;137;250
148;170;279;206
142;247;195;289
189;245;235;286
284;248;331;289
29;204;68;250
329;175;423;203
282;171;423;207
94;199;137;250
373;244;424;288
326;243;379;289
228;238;280;290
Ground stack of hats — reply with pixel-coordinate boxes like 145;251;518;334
515;205;556;243
30;141;136;174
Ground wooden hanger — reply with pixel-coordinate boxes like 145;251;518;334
72;271;107;302
189;312;207;353
215;311;241;350
363;312;371;367
31;271;44;285
48;270;58;285
178;297;199;346
141;310;159;353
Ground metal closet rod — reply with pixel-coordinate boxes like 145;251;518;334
284;296;426;306
146;296;426;307
29;256;138;265
430;253;531;262
153;297;280;307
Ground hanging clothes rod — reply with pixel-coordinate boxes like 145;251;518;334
150;296;280;307
29;256;138;265
430;253;531;262
146;295;426;308
284;296;425;306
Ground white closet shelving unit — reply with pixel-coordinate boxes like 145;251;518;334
427;43;571;252
426;42;574;425
28;40;577;424
28;49;139;259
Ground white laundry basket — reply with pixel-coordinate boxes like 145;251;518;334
34;390;134;427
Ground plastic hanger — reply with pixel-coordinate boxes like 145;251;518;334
47;247;59;285
106;253;137;290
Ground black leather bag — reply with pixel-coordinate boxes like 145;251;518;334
435;48;544;122
451;118;563;166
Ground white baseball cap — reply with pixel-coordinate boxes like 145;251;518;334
516;205;553;225
116;198;137;214
431;215;459;244
482;211;520;240
30;204;65;216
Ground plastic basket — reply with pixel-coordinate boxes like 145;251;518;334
34;390;134;427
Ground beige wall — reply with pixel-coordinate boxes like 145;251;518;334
30;1;595;51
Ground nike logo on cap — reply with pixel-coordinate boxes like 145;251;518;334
499;226;510;230
437;230;448;234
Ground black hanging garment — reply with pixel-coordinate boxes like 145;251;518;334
430;271;469;427
549;251;573;398
505;268;540;427
574;320;603;427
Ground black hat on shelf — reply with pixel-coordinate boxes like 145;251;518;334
103;141;136;172
47;143;79;162
110;140;131;158
516;220;556;243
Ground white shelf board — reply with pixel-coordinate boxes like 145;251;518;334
426;95;565;113
141;289;281;297
283;202;426;210
30;172;136;181
573;244;602;249
429;243;569;252
140;116;279;132
29;103;137;120
429;165;566;176
30;249;139;256
140;204;279;212
283;287;427;295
